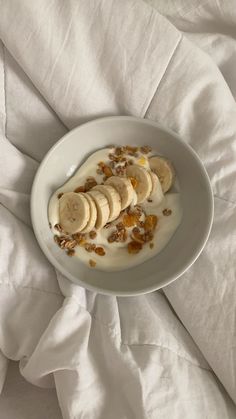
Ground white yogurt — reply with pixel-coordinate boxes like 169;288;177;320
48;148;182;271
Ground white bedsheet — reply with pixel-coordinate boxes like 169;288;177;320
0;1;236;418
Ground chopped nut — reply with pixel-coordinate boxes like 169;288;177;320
108;231;118;243
149;242;154;249
143;231;154;242
103;165;113;178
108;153;116;161
98;161;105;168
144;215;158;231
127;159;133;165
118;229;128;242
54;235;73;250
95;246;106;256
125;146;138;155
89;259;96;267
72;233;84;244
57;192;64;199
127;241;142;254
116;222;125;231
54;223;63;232
72;233;86;246
115;146;125;156
129;176;138;189
140;146;152;154
64;239;77;250
85;177;97;191
67;249;75;257
89;230;97;239
74;186;85;193
163;208;172;216
85;243;95;252
115;165;125;176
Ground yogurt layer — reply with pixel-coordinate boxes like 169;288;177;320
48;147;182;271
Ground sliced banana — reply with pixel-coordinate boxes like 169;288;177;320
105;176;134;210
126;165;152;204
93;184;121;222
59;192;90;234
149;156;174;193
80;193;97;233
149;171;164;205
87;190;110;229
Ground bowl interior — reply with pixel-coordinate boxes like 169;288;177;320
31;117;213;295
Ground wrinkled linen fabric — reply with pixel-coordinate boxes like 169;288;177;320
0;1;236;418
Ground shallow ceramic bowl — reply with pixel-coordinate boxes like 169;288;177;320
31;116;213;296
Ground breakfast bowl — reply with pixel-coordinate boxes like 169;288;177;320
31;116;213;296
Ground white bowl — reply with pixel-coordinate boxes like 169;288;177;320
31;116;213;296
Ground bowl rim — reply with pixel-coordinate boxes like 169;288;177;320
31;115;214;296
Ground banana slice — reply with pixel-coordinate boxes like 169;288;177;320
80;193;97;233
105;176;134;210
87;190;110;229
149;171;164;205
126;165;152;203
149;156;174;193
93;184;121;222
59;192;90;234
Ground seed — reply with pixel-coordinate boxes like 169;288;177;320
57;192;64;199
89;230;97;239
140;145;152;154
163;208;172;216
49;222;52;229
95;246;106;256
149;243;154;249
67;249;75;256
89;259;96;267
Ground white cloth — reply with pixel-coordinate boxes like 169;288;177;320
0;1;236;418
